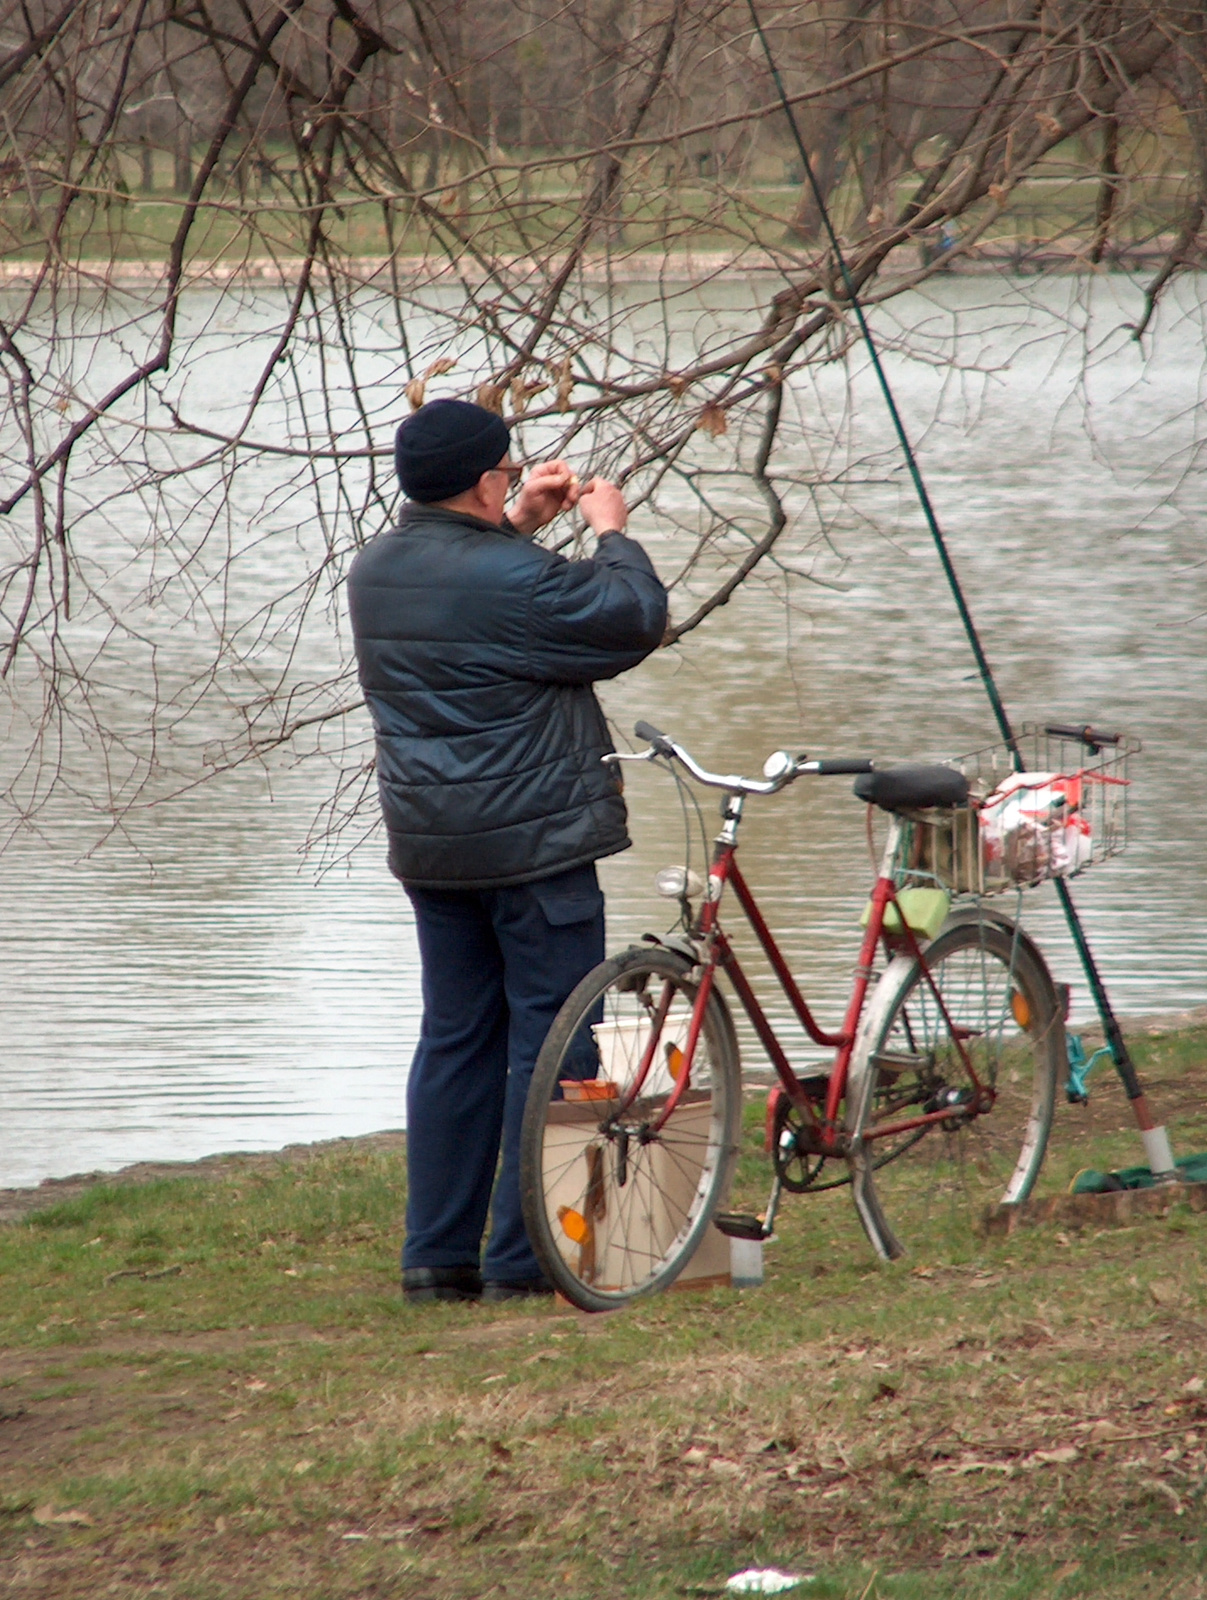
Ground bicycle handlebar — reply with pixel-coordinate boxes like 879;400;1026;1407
614;722;873;795
633;719;673;754
1044;723;1121;749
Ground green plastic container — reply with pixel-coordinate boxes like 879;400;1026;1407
860;886;950;942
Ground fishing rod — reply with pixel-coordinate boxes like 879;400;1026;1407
745;0;1173;1170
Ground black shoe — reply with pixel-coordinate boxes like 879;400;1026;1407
402;1266;483;1303
481;1278;554;1303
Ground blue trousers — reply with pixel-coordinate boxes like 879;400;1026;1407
403;862;605;1283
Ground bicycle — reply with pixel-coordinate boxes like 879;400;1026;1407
520;720;1131;1312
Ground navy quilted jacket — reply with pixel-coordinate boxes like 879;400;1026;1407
346;502;667;889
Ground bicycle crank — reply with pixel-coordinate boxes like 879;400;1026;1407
770;1085;831;1192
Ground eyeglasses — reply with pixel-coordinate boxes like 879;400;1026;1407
489;464;524;484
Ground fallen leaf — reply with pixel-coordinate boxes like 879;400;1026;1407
1150;1280;1184;1307
1184;1376;1204;1394
32;1505;94;1526
1025;1446;1080;1467
245;1380;268;1393
1141;1478;1185;1515
709;1457;743;1478
292;1459;314;1475
683;1446;709;1465
1087;1419;1124;1442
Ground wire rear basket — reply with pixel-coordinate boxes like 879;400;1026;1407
892;723;1139;897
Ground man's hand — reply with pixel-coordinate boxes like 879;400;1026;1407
509;460;579;537
577;478;627;536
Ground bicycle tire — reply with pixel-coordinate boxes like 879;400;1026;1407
845;912;1061;1262
520;945;741;1312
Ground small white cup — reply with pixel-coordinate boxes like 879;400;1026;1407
729;1235;764;1288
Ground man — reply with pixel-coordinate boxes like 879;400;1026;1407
347;398;667;1303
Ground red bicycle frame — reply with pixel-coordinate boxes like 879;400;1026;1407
638;792;991;1151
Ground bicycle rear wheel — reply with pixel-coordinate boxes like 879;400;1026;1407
520;946;740;1312
846;913;1061;1261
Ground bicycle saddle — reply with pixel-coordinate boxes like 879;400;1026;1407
853;765;969;812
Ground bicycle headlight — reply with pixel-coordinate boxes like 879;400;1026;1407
655;865;704;900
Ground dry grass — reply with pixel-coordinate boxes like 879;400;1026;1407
1;1024;1205;1599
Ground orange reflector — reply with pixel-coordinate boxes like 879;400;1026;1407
665;1043;684;1078
1011;990;1032;1030
558;1206;590;1245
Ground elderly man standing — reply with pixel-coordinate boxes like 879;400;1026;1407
347;399;667;1303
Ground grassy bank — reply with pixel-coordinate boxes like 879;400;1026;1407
0;161;1192;269
2;1022;1205;1599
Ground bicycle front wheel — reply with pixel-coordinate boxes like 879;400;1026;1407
846;914;1061;1262
520;946;740;1312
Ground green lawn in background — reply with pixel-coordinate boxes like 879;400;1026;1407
0;150;1192;267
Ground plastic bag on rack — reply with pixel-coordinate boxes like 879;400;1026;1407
979;771;1092;883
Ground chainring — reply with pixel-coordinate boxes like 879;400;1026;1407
771;1090;831;1193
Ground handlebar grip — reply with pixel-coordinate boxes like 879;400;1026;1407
1044;723;1121;748
813;758;874;775
634;719;674;755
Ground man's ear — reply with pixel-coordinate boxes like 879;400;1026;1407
467;472;494;513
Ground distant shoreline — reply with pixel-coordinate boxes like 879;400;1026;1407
0;1129;407;1226
4;1003;1203;1224
0;239;1189;291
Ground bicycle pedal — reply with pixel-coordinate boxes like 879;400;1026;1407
713;1212;768;1241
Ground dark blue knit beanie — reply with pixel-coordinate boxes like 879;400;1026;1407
394;399;511;502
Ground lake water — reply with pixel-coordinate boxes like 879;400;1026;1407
2;271;1205;1189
